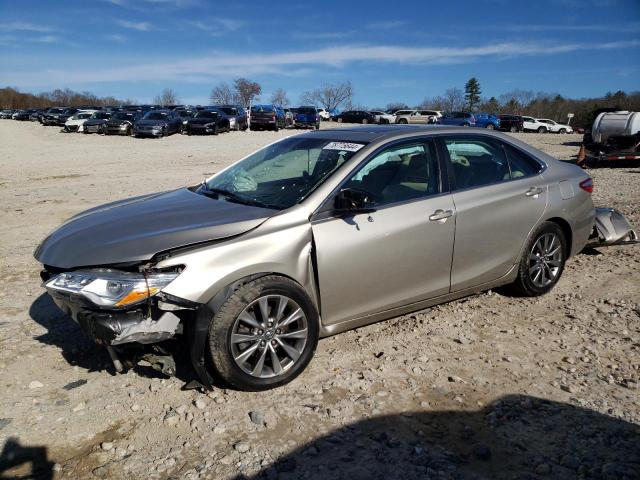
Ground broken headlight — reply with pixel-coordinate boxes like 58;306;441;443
45;270;179;308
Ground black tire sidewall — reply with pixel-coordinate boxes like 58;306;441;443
208;276;319;391
514;222;567;296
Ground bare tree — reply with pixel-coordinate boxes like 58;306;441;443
210;82;240;105
385;102;409;112
443;88;464;112
234;78;261;107
270;88;289;108
300;81;353;112
154;88;180;106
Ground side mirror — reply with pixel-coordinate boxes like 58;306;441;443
333;188;377;215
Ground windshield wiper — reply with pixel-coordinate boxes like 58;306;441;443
199;185;281;210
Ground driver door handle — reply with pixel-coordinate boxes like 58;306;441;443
429;209;453;222
525;186;544;197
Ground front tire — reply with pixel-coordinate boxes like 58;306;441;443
485;123;495;130
208;275;319;391
509;222;567;297
559;128;567;134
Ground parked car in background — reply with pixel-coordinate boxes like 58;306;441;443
64;110;97;132
12;109;38;121
217;105;249;131
175;109;195;132
35;125;598;391
316;108;330;121
250;104;286;131
29;109;44;121
498;115;524;133
83;111;112;134
439;112;477;127
333;110;377;124
41;108;67;125
522;116;550;133
294;106;320;129
184;109;232;135
104;111;143;136
370;110;396;124
283;108;294;127
134;110;182;137
474;113;500;129
0;109;16;119
536;118;573;134
395;110;441;125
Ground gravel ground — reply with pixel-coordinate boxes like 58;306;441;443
0;121;638;480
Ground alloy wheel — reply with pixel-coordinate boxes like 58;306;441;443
528;233;562;288
230;295;309;379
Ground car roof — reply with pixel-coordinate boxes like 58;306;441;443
295;125;529;143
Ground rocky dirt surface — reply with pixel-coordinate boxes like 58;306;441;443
0;121;638;480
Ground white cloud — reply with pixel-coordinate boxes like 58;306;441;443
116;19;153;31
4;40;639;86
186;18;244;33
505;22;640;32
105;34;127;43
0;22;55;33
30;35;61;44
366;21;406;29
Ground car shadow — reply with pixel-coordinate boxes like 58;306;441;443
28;293;196;384
562;141;583;147
233;395;640;480
0;437;54;480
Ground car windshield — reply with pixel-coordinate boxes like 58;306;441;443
202;137;367;210
195;111;217;118
74;113;92;119
144;112;168;120
177;111;193;117
298;107;316;114
218;107;236;115
112;113;132;120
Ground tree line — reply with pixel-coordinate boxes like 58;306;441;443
3;78;638;129
0;86;134;109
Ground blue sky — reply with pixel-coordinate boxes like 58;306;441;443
0;0;638;107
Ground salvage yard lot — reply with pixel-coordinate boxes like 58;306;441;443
0;121;638;479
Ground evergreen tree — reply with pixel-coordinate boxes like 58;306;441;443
464;77;482;111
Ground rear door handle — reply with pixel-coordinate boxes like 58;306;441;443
429;209;453;222
525;187;544;197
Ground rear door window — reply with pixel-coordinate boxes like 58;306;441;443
444;137;510;189
502;143;543;178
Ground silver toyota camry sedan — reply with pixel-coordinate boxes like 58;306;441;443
36;125;596;390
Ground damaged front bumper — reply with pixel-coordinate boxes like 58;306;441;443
45;287;191;346
587;207;638;247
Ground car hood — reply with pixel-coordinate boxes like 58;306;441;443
35;188;275;269
137;119;168;127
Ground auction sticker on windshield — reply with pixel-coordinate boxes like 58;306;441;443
323;142;366;152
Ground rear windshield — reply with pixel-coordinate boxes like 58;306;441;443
218;107;237;115
298;107;317;114
251;105;274;113
91;112;110;119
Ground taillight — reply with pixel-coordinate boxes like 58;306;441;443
579;177;593;193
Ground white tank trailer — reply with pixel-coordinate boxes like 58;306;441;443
585;111;640;162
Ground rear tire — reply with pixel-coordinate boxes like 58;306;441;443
337;118;343;123
485;123;495;130
207;275;319;391
510;126;517;133
397;118;408;124
537;127;547;134
509;221;567;297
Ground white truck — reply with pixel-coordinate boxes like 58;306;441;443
583;111;640;163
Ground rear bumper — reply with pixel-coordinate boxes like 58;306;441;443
106;125;131;134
